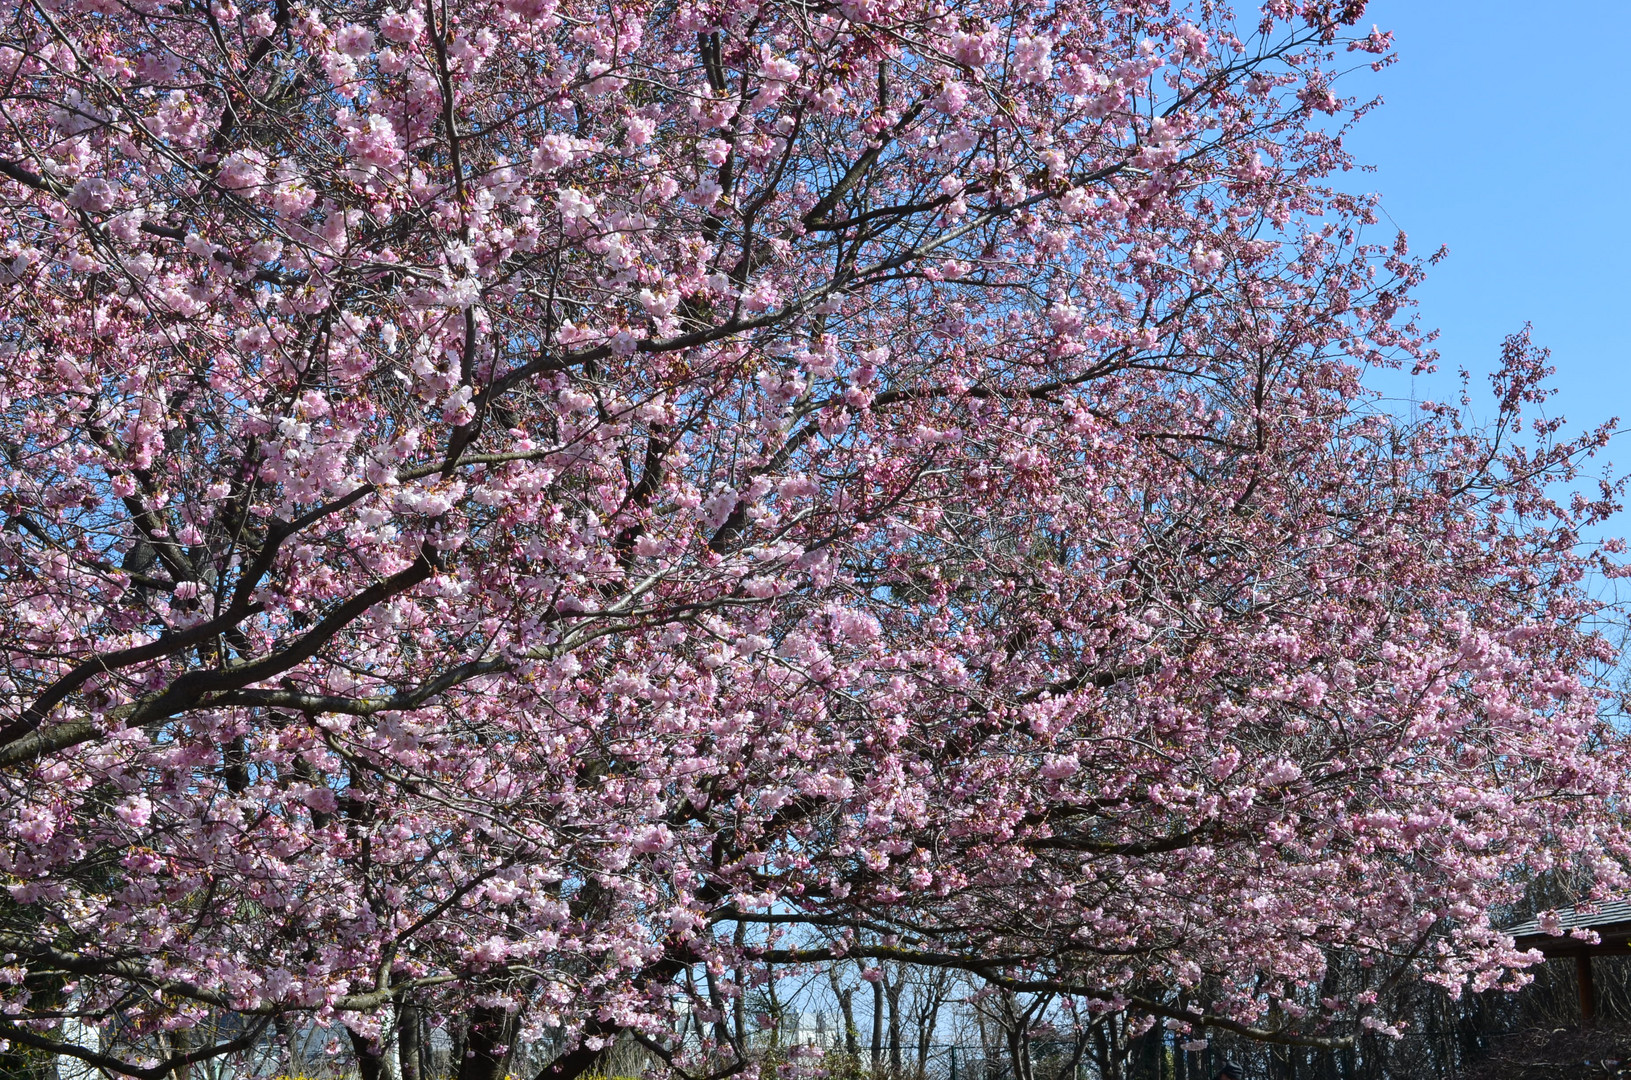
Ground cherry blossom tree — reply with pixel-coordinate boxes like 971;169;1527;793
0;0;1626;1075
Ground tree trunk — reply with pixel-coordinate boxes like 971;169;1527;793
348;1027;384;1080
1004;1023;1026;1080
767;961;781;1048
1092;1022;1111;1080
458;1005;520;1080
273;1014;299;1076
978;1007;997;1080
448;1016;468;1080
399;1004;424;1080
706;968;732;1050
734;921;749;1052
871;977;886;1075
167;1028;191;1080
886;972;903;1077
916;992;942;1073
830;969;859;1057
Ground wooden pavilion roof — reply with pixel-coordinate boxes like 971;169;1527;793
1506;900;1631;958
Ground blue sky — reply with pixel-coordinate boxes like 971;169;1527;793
1337;0;1630;444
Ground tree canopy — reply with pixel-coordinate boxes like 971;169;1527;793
0;0;1626;1076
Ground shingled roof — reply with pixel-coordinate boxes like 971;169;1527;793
1505;900;1631;956
1501;901;1631;1023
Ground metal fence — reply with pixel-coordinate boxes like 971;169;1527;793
43;1026;1628;1080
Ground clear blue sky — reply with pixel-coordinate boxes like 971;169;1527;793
1338;1;1630;442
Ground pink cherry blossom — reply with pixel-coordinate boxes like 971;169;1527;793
0;1;1623;1076
336;23;375;57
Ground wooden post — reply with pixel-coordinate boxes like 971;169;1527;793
1578;953;1597;1024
